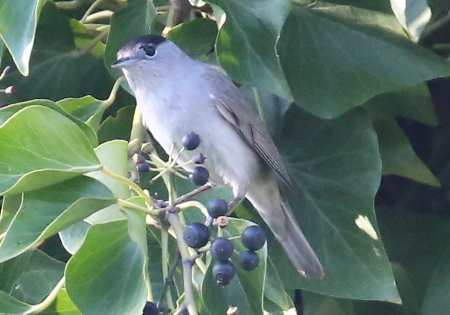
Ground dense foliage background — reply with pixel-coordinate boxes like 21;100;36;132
0;0;450;314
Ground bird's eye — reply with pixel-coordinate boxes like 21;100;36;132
140;44;157;57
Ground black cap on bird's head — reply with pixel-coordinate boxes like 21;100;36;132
112;35;169;68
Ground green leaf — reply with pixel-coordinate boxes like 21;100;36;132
0;194;21;235
0;176;115;263
97;105;135;144
85;140;129;224
0;105;101;195
370;113;439;186
278;3;450;118
0;290;31;315
202;219;266;315
65;220;147;315
390;0;431;41
420;253;450;315
41;288;81;315
208;0;292;100
264;258;289;310
167;18;218;59
0;249;64;305
364;84;438;126
273;106;399;302
58;96;107;131
0;0;47;76
0;99;98;146
59;221;91;255
1;3;113;103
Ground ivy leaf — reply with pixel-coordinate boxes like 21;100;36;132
208;0;292;100
278;3;450;118
0;105;101;195
65;220;147;315
0;176;115;263
273;106;399;302
0;0;47;75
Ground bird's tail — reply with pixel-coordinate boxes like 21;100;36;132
246;179;324;278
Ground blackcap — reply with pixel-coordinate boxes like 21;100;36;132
112;35;324;278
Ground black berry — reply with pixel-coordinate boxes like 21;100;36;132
241;226;266;251
240;250;259;271
182;132;201;150
183;222;210;249
192;153;206;164
189;167;209;185
137;162;150;173
142;301;158;315
211;237;234;261
212;260;236;286
207;199;228;218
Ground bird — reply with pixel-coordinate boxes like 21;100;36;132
112;34;324;278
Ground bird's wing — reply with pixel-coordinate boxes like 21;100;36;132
205;69;292;187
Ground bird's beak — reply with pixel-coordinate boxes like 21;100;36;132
111;57;137;68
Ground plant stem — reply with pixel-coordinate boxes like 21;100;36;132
117;199;159;215
25;277;65;314
55;0;83;10
160;227;176;310
167;212;198;315
178;200;208;217
80;0;104;23
253;87;266;124
102;76;126;108
78;29;109;55
101;167;153;207
85;10;113;23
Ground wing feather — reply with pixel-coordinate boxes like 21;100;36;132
206;69;291;187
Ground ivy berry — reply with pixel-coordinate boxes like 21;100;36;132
183;222;210;249
240;250;260;271
207;199;228;218
241;225;266;251
211;237;234;261
189;166;209;186
212;260;236;286
182;132;200;150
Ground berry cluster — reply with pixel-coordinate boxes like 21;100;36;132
183;197;267;286
133;131;209;187
183;132;209;186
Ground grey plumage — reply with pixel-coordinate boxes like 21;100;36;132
113;35;324;278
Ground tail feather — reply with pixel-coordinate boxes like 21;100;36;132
247;179;324;278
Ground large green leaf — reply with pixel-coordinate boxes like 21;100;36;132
0;290;32;315
364;84;438;126
202;219;267;315
208;0;292;100
271;106;399;302
0;250;64;305
167;18;218;59
390;0;431;41
0;176;115;262
0;99;98;146
41;288;80;315
371;113;439;186
58;96;108;131
278;2;450;118
85;140;129;224
0;105;101;195
0;0;47;75
376;209;450;315
97;105;135;144
1;3;113;102
65;220;147;315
